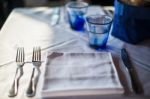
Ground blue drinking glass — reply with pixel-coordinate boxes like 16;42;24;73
66;1;88;31
86;15;113;49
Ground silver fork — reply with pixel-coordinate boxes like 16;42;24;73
8;47;25;97
26;47;41;97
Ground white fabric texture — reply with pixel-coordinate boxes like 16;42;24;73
42;52;123;98
0;5;150;99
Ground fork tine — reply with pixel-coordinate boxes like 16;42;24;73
16;47;21;62
18;47;22;62
35;47;38;61
34;47;36;61
23;47;25;62
21;47;23;62
36;47;38;61
32;46;41;62
16;48;19;62
21;47;24;62
16;47;24;62
39;47;41;61
37;47;39;61
32;47;35;61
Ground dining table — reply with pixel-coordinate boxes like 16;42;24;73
0;5;150;99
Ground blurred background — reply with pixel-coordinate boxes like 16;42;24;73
0;0;114;29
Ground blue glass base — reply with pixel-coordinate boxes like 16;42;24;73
68;13;85;31
89;44;107;50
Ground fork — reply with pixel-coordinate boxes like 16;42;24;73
8;47;25;97
26;47;41;97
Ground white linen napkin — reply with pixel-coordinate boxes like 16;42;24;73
42;52;124;98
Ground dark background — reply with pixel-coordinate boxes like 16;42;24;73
0;0;114;29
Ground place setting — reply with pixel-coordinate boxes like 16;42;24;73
7;2;123;98
40;1;148;98
1;0;150;99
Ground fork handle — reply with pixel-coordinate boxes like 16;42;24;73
8;68;23;97
26;67;41;97
26;68;35;97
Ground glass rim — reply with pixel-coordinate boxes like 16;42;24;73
66;1;89;9
86;15;113;25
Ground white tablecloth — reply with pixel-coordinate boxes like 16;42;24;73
0;6;150;99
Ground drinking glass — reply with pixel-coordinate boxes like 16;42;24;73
86;14;113;49
66;1;88;31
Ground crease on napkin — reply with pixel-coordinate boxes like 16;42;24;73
42;52;124;98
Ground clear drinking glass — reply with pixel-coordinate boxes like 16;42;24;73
86;15;113;49
66;1;88;31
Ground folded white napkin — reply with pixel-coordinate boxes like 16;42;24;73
42;52;124;98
